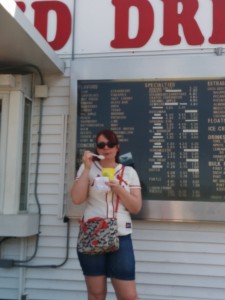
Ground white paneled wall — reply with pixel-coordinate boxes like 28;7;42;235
1;64;225;300
133;221;225;300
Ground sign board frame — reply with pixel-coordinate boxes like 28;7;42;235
67;54;225;222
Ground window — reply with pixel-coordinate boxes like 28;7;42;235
0;75;32;215
20;98;32;211
0;74;39;237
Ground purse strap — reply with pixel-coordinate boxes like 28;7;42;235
115;165;125;213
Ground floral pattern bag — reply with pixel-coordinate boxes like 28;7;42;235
77;166;125;255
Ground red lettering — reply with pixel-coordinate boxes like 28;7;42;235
32;1;71;50
209;0;225;44
16;2;26;12
16;0;225;51
111;0;154;48
160;0;204;46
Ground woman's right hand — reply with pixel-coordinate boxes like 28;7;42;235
71;151;92;205
83;151;94;170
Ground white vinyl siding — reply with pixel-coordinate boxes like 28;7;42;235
133;221;225;300
1;65;225;300
0;69;70;299
22;69;72;299
21;220;225;300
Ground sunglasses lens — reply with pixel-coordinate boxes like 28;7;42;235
107;142;117;148
97;142;105;149
96;142;117;149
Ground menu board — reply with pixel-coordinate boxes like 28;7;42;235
76;79;225;201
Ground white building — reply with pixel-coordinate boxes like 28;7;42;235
1;0;225;299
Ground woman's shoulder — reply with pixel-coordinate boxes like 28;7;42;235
121;164;137;173
118;164;140;179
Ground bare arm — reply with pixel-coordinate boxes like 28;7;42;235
108;182;142;214
70;151;93;205
70;168;90;204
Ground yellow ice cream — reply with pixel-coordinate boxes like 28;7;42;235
102;168;115;181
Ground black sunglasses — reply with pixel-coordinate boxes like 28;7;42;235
96;141;118;149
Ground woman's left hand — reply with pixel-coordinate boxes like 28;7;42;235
105;180;121;194
105;180;142;214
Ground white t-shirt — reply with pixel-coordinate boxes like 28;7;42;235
76;162;141;235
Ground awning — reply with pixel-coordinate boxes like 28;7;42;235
0;0;65;75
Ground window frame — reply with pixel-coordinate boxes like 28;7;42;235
0;75;33;215
0;93;9;214
19;97;32;211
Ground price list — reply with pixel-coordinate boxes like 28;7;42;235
77;79;225;201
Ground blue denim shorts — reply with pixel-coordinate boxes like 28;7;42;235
77;234;135;280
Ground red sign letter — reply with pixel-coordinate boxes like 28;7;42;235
16;1;26;12
32;1;71;50
209;0;225;44
111;0;154;48
160;0;204;46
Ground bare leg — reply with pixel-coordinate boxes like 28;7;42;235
85;275;107;300
111;278;138;300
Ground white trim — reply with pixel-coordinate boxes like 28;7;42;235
0;0;65;74
3;90;24;214
0;93;9;214
0;213;39;236
58;114;68;219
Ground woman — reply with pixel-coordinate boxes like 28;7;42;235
71;129;142;300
